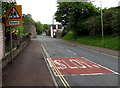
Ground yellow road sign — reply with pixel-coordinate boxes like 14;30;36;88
6;5;22;26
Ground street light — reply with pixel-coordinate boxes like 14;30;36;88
100;1;104;45
87;0;104;45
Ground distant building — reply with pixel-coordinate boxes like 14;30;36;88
30;25;37;38
118;1;120;6
23;24;37;38
47;24;64;38
22;14;37;38
2;0;16;3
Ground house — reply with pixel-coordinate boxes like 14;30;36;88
47;24;64;38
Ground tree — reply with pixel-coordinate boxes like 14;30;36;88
35;21;43;35
1;2;16;24
55;2;98;38
42;24;49;32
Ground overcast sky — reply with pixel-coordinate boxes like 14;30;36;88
16;0;119;24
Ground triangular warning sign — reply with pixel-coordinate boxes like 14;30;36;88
8;7;21;19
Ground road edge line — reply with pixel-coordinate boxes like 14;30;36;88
41;45;71;88
41;45;59;88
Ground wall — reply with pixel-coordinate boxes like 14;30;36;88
0;22;4;60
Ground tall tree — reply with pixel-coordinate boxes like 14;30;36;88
35;21;43;35
55;2;98;38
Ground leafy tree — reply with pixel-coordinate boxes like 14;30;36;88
23;14;35;25
1;2;16;17
35;21;43;35
42;24;49;32
14;26;23;36
1;2;16;24
55;2;98;38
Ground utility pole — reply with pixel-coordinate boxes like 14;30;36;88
9;26;13;63
100;1;104;45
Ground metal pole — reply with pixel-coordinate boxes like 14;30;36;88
10;26;13;64
100;1;104;45
52;16;54;38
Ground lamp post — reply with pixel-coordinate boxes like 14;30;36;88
87;0;104;45
100;1;104;45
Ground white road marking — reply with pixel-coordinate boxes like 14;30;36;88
66;49;77;55
82;57;119;75
58;45;64;49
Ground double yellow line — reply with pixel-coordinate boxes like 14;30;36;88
41;45;71;88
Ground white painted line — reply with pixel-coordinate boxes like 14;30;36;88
63;73;118;76
58;45;64;49
66;49;77;55
82;57;119;75
47;58;53;67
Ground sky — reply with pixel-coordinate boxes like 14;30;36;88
16;0;119;24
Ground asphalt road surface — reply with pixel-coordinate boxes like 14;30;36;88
38;35;119;87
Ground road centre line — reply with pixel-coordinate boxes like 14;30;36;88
58;45;77;55
66;49;77;55
41;45;71;88
60;40;118;58
58;45;64;49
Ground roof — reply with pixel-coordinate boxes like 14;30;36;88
2;0;16;3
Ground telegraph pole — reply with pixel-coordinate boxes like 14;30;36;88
9;26;13;63
100;1;104;45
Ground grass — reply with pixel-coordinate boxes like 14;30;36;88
62;32;119;51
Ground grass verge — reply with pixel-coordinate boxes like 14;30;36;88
62;32;119;51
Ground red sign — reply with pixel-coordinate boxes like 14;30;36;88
58;25;62;29
51;57;117;75
52;25;56;29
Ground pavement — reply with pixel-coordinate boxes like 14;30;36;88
38;35;119;87
2;39;55;87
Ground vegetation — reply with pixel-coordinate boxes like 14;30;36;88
55;2;119;50
1;2;16;17
35;21;43;35
42;24;49;32
35;22;49;35
63;32;119;50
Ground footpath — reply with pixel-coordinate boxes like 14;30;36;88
2;39;55;87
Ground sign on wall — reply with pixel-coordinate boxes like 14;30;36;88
6;5;22;26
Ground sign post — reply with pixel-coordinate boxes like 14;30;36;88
9;26;13;63
6;5;22;63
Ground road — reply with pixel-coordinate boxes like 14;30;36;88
38;35;118;87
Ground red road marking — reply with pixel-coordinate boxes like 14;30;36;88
51;57;116;75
